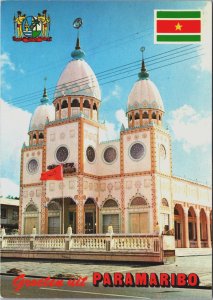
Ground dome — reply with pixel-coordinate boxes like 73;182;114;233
54;38;101;100
127;60;164;113
29;89;55;132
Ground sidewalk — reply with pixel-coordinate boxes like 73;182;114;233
1;255;212;288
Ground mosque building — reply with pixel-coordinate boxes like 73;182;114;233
19;31;212;249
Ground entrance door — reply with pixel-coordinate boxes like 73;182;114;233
85;212;94;234
24;217;38;234
48;216;60;234
130;213;149;233
175;221;182;247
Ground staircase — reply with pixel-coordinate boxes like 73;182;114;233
175;248;212;256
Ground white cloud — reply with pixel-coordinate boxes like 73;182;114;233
103;84;122;102
0;178;19;197
99;109;127;142
0;52;25;89
168;104;211;152
115;109;128;128
0;99;32;183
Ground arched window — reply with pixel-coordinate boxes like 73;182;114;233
71;99;80;107
93;103;97;110
159;115;161;121
129;114;132;121
85;198;95;205
152;112;157;119
135;112;140;120
142;112;149;119
61;100;68;109
103;199;118;208
161;198;169;207
130;197;147;206
39;133;44;139
48;201;60;211
56;103;59;111
83;100;90;108
33;134;37;139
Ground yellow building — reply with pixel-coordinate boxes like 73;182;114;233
19;34;212;250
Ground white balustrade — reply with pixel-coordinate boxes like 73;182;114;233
34;235;66;250
1;234;161;253
2;235;31;250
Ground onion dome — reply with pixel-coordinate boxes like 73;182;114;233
29;87;55;132
54;36;101;100
127;57;164;113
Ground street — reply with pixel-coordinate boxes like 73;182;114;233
0;275;212;299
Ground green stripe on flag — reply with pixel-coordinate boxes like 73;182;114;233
157;11;201;19
157;35;201;42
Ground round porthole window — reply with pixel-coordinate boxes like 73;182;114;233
86;146;95;163
56;146;69;162
27;159;39;174
129;142;145;160
103;147;117;164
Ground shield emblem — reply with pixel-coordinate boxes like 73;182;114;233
22;16;42;38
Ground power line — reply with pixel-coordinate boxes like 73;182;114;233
7;44;201;105
16;52;203;110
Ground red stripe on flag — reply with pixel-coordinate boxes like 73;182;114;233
156;20;201;33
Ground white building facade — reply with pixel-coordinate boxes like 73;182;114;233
19;35;212;249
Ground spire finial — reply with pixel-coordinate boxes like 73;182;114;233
41;77;49;104
138;46;149;80
71;18;85;60
43;77;47;97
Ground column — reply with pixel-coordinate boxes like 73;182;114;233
68;96;71;118
132;111;135;127
90;99;94;120
195;209;201;248
139;110;143;126
148;110;152;123
80;96;83;112
59;100;61;119
184;208;189;248
206;211;212;248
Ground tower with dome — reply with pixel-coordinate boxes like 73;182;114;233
19;26;211;251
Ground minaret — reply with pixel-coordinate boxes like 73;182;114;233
40;77;49;104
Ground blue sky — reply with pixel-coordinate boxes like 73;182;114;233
0;0;212;195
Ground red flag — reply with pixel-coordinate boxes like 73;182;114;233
40;165;63;181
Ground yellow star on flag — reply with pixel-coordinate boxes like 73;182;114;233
175;22;183;31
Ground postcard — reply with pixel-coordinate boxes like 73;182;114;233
0;0;212;299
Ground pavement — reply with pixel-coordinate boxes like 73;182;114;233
0;255;212;288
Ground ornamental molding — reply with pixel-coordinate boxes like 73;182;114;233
128;192;150;208
100;195;120;209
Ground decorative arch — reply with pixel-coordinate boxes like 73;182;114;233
39;133;44;139
128;193;149;208
71;99;80;107
102;198;119;208
161;198;169;207
142;111;149;119
93;103;97;110
152;112;157;119
33;133;37;139
25;202;38;212
83;99;91;108
24;202;39;234
135;112;140;120
61;99;68;109
48;200;61;211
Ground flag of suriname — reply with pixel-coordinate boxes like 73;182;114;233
154;10;201;43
